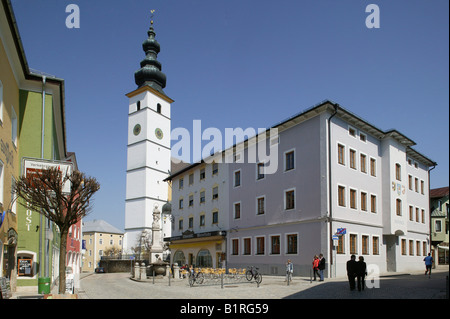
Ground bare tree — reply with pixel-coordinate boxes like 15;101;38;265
14;167;100;294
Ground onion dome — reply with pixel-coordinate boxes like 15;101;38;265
134;23;167;94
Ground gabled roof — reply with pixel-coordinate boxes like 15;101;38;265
430;186;449;199
82;219;123;235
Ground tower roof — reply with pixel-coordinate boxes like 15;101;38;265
134;19;167;95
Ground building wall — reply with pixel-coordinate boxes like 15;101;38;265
0;34;20;291
82;232;124;272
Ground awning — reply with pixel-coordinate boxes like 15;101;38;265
437;244;449;251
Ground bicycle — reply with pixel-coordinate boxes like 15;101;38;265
245;266;262;284
188;268;204;287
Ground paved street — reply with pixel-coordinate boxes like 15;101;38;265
76;267;448;300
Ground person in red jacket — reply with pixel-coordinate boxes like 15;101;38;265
312;255;320;281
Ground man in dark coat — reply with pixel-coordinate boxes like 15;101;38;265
318;253;326;281
356;256;367;291
346;255;357;291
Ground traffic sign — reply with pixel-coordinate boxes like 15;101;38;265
337;228;346;235
332;235;339;240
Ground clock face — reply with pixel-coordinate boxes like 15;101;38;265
155;128;163;140
133;124;141;136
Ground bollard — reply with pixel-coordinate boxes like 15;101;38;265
140;263;146;280
221;273;224;289
135;262;140;280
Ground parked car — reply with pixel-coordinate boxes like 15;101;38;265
95;267;105;273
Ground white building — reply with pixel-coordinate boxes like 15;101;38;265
123;22;173;255
167;101;436;278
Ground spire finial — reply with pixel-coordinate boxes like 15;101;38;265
150;9;155;26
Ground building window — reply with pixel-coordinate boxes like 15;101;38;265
199;214;205;226
435;220;442;232
395;163;401;181
362;235;369;255
350;189;357;209
285;189;295;210
234;203;241;219
370;195;377;213
408;175;413;190
243;238;251;255
421;209;425;224
401;239;406;255
200;190;205;204
189;173;194;185
11;106;17;146
396;199;402;216
415;207;420;222
212;162;219;175
415;178;418;192
212;210;219;224
338;186;346;207
286;234;298;254
179;178;184;189
338;144;345;165
409;206;414;221
350;234;357;255
370;158;376;177
200;168;205;180
256;237;265;255
348;127;356;137
423;242;427;256
178;219;183;230
257;163;265;180
157;103;161;114
337;236;345;254
232;239;239;255
179;198;184;209
409;240;414;256
361;192;367;211
360;154;367;173
234;170;241;187
416;241;421;256
257;196;265;215
373;236;379;255
421;180;424;194
189;195;194;207
188;217;193;229
271;236;280;255
360;133;366;142
349;149;356;169
212;186;219;200
285;150;295;171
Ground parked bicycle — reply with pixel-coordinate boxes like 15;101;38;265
188;268;204;287
245;266;262;284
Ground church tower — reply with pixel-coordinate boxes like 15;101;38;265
123;17;173;254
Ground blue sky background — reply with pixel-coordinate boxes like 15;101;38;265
11;0;449;231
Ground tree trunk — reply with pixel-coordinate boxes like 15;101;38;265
58;229;68;294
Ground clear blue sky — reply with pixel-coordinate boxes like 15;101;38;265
11;0;449;231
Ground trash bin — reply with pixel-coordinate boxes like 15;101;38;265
38;277;51;294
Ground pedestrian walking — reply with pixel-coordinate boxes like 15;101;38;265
356;256;367;291
286;259;293;282
318;253;326;281
423;253;433;277
346;255;357;291
312;255;320;281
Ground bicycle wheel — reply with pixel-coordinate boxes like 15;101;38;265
197;273;204;285
245;270;253;281
255;273;262;284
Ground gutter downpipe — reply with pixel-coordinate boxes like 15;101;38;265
327;104;338;278
428;164;436;260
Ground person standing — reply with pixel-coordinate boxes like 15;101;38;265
286;259;294;282
356;256;367;291
346;255;357;291
423;253;433;277
318;253;326;281
312;255;320;281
